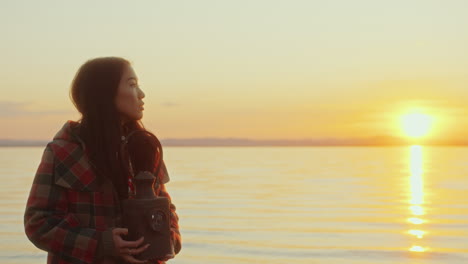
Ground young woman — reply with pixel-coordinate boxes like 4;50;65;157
24;57;181;264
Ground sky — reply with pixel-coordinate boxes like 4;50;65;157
1;0;467;143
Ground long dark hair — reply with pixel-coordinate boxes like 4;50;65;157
70;57;143;199
125;130;163;176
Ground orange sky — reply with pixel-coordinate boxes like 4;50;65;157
1;1;467;142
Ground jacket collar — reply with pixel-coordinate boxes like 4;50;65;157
51;120;101;191
53;120;87;150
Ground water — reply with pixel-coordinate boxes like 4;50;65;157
1;146;468;264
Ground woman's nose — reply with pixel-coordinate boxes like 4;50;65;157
138;87;145;99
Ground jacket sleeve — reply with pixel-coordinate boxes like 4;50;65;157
156;161;182;255
24;144;109;264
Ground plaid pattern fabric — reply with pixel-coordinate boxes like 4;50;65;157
157;183;182;255
24;121;181;264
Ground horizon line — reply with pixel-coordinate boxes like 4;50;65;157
1;137;467;147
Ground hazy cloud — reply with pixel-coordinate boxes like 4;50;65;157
0;101;73;117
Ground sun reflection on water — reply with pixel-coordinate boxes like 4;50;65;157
410;245;427;252
408;217;424;225
409;205;424;215
407;145;427;252
408;229;425;239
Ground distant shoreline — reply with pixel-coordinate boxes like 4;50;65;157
1;138;467;147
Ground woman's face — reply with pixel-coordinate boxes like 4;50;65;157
115;65;145;122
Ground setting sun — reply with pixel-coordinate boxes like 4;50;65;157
401;112;433;138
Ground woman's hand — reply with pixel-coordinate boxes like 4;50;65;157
113;228;150;264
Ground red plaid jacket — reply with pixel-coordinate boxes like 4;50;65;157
24;121;181;264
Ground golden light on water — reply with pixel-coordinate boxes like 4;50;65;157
408;230;426;239
407;145;428;252
410;245;427;252
408;217;424;225
409;146;424;205
409;205;424;216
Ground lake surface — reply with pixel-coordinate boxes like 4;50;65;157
1;146;468;264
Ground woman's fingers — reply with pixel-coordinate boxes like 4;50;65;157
112;227;149;261
118;236;145;249
112;228;145;249
127;243;150;255
112;227;128;237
